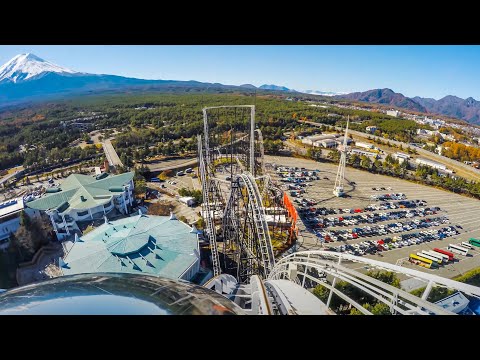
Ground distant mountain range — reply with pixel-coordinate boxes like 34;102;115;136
303;90;347;97
2;54;480;125
335;88;427;112
257;84;347;97
335;88;480;125
0;55;346;107
258;84;292;92
0;53;276;107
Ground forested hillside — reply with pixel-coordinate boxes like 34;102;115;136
0;92;415;171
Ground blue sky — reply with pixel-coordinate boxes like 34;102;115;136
1;45;480;100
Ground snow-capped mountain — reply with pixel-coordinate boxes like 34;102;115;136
0;53;350;109
0;53;78;84
302;90;347;97
0;53;250;107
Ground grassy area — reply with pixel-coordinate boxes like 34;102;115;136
455;268;480;287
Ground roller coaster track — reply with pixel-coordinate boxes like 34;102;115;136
238;172;276;276
256;128;266;176
268;251;480;315
198;135;221;277
201;105;279;283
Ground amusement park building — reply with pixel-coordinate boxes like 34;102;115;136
60;214;200;281
27;172;135;240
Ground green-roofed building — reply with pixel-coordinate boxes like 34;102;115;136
60;214;200;281
27;172;135;240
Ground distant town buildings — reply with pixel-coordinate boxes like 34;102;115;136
61;113;107;130
414;116;446;129
417;128;456;142
386;110;400;117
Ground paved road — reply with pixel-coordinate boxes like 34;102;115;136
102;139;123;168
0;166;25;186
300;120;480;180
146;158;197;173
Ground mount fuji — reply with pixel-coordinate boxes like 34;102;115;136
0;53;79;84
0;53;255;107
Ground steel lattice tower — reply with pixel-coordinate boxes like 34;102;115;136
333;116;350;197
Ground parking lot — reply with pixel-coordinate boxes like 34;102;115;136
266;155;480;279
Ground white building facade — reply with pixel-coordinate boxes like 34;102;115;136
27;172;135;241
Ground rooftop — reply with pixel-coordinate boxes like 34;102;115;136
434;292;470;314
27;172;134;212
0;197;24;219
62;214;199;280
415;158;445;166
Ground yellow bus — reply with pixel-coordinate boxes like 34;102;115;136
409;254;437;269
417;252;442;265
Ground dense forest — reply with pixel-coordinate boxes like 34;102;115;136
0;92;470;176
0;92;353;171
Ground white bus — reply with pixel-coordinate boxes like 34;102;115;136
416;252;442;265
461;241;474;250
421;250;446;264
448;244;469;256
424;250;449;263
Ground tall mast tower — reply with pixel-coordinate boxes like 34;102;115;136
333;116;350;197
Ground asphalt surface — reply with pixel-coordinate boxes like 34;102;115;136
102;139;123;168
146;157;197;173
266;155;480;279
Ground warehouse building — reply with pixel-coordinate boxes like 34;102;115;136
355;141;374;150
350;149;378;158
301;133;339;146
335;136;353;146
315;139;338;148
415;158;447;171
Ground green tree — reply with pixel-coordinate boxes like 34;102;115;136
349;308;364;315
363;302;392;315
360;156;372;170
366;270;401;288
